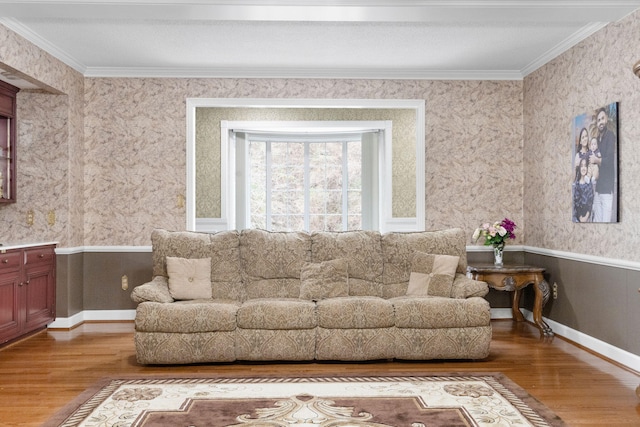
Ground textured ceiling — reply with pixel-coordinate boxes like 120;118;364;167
1;0;640;86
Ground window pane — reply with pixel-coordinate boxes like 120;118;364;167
348;215;362;230
287;214;304;231
309;214;325;232
251;213;266;229
309;164;325;189
326;190;342;214
289;165;304;186
271;142;288;163
348;143;362;189
325;141;342;158
290;190;305;212
249;142;266;223
249;138;363;233
325;165;342;189
348;190;361;214
271;215;288;231
324;215;342;231
271;190;288;215
309;189;325;214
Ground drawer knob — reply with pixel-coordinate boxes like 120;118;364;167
38;254;45;258
1;259;8;264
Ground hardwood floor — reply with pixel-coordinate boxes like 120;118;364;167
0;320;638;426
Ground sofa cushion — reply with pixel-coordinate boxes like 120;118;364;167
311;231;383;296
392;296;491;329
237;298;317;330
166;257;212;300
406;252;459;298
299;259;349;300
316;296;394;329
135;300;240;333
240;229;311;299
381;229;468;298
151;229;244;301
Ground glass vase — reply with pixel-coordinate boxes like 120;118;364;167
493;243;505;266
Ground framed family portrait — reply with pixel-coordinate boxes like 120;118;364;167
571;102;618;223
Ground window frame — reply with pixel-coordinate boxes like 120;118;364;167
186;98;425;233
232;125;381;232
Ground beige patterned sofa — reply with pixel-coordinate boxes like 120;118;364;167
131;228;491;364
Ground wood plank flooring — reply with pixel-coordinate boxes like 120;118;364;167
0;320;638;426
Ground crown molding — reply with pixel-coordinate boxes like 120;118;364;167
0;17;87;74
521;21;608;77
83;66;525;81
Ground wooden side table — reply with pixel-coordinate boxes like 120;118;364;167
467;264;553;337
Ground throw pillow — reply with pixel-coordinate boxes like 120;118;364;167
299;258;349;301
406;252;459;297
166;257;212;300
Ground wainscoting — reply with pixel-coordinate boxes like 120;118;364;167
51;245;640;372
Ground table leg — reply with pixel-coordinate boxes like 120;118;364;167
533;277;554;336
511;289;526;322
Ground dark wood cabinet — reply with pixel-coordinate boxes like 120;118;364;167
0;80;18;203
0;244;56;345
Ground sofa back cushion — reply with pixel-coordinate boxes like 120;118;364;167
299;258;349;300
381;228;467;298
311;231;384;297
151;229;245;301
239;229;311;299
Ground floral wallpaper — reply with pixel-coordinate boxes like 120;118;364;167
80;78;523;246
0;25;84;247
523;9;640;260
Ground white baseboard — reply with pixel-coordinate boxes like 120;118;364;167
491;308;640;372
520;310;640;373
48;310;136;329
48;309;639;372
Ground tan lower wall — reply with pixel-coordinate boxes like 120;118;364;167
524;252;640;357
55;251;151;317
55;249;639;358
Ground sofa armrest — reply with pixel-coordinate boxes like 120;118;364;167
450;274;489;299
130;276;175;304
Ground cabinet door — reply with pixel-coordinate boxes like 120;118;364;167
0;80;18;203
23;262;55;331
0;269;21;344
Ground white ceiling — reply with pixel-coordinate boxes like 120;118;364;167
1;0;640;88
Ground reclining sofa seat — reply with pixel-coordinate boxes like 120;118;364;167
131;228;492;364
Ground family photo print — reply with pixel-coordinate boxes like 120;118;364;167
571;102;618;223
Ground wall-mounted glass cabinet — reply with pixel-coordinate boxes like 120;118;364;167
0;80;18;203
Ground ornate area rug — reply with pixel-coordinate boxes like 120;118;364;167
45;374;565;427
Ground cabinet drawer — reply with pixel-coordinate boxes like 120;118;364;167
0;251;21;271
25;247;55;265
